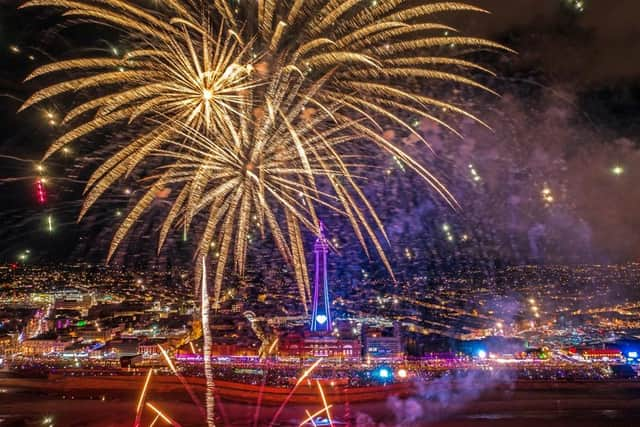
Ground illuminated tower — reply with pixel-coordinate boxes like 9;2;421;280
310;222;332;333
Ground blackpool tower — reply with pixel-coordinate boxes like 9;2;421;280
310;222;332;333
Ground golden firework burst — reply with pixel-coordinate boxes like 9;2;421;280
21;0;512;310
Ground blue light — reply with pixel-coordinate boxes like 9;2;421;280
373;366;393;382
477;350;487;359
628;351;638;359
315;314;328;325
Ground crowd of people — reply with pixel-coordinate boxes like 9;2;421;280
7;356;637;386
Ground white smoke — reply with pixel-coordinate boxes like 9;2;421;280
355;370;515;427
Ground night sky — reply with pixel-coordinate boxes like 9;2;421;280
0;0;639;266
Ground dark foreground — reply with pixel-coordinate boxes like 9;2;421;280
1;380;639;426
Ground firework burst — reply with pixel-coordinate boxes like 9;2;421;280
20;0;511;310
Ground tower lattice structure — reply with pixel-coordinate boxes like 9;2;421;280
310;222;332;333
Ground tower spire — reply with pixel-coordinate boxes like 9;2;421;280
311;221;332;332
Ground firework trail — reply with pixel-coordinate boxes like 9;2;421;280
253;338;279;427
200;256;216;426
269;357;324;427
158;344;206;418
146;402;183;427
316;380;333;427
133;369;153;427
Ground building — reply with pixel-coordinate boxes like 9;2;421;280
21;334;71;356
98;337;140;358
279;332;361;361
60;341;103;358
364;335;403;360
138;337;168;358
210;341;259;357
54;291;94;315
578;348;623;362
74;325;114;342
363;323;403;361
302;335;361;360
0;333;17;355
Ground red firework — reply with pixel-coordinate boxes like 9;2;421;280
35;178;46;204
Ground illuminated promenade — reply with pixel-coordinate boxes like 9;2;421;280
2;374;413;404
4;356;638;402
